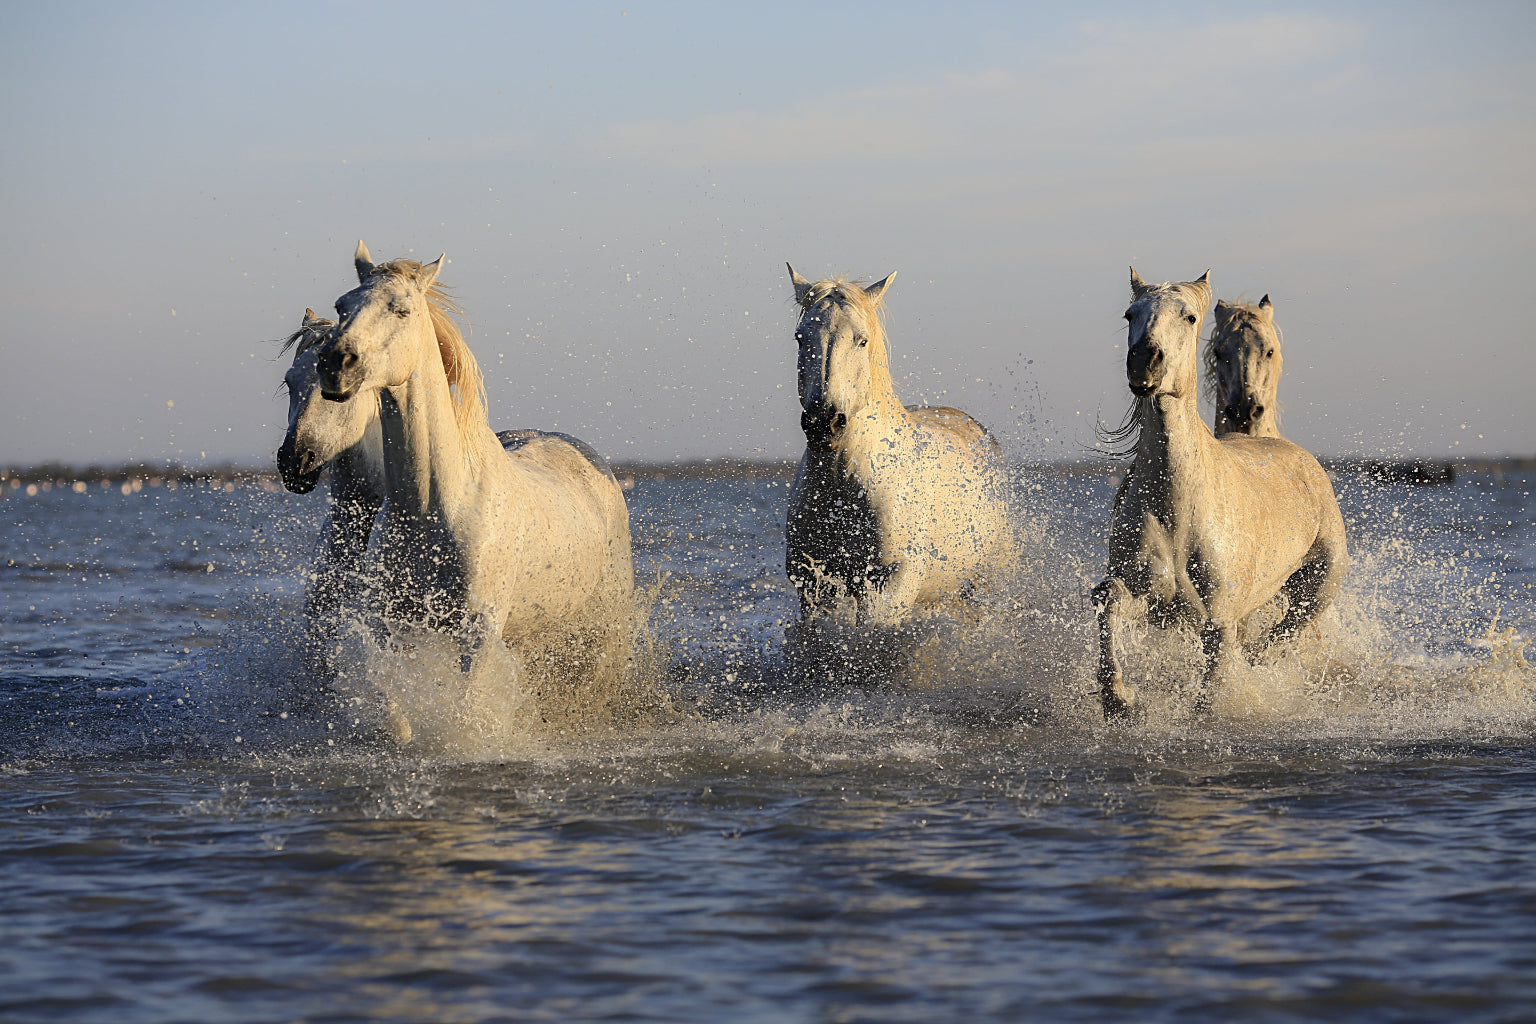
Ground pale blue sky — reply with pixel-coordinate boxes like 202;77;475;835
2;1;1531;464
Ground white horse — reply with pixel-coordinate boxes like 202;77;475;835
784;266;1010;630
1207;295;1282;437
1094;269;1347;720
276;309;385;657
311;242;634;733
276;311;587;648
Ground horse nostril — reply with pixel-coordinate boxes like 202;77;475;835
341;352;358;371
1251;404;1265;419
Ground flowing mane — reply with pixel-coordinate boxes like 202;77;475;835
368;258;487;452
1093;396;1149;461
279;313;336;356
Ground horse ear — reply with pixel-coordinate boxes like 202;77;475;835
1130;267;1149;298
1213;300;1232;326
1189;270;1212;305
1258;294;1274;318
355;240;374;283
418;254;445;290
303;307;322;327
787;263;813;306
864;271;896;304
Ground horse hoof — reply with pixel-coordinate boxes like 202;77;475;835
1101;687;1144;724
1189;691;1214;722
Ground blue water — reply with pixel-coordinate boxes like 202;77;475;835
2;471;1534;1022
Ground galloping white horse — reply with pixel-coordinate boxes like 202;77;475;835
311;243;633;725
276;310;385;650
1094;269;1347;720
784;266;1009;629
1207;295;1282;437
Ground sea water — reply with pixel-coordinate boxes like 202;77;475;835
1;470;1533;1022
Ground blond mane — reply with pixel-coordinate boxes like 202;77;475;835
369;259;487;461
796;275;889;326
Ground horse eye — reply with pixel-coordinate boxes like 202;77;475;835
1123;310;1134;322
1266;349;1275;358
794;332;804;342
857;335;869;348
1185;313;1198;324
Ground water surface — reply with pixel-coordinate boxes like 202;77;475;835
2;471;1533;1022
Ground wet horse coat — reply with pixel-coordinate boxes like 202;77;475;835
1094;270;1347;720
784;266;1009;628
311;243;633;738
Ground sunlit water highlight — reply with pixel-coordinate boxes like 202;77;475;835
2;471;1534;1021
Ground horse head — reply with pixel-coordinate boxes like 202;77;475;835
1124;267;1211;400
316;241;444;403
277;309;378;493
787;264;896;443
1209;295;1281;436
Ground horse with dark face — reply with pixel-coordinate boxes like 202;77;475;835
1207;294;1282;438
784;265;1009;632
276;309;385;668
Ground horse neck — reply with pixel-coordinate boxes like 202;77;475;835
1135;385;1214;483
376;334;499;523
332;439;383;506
322;447;382;564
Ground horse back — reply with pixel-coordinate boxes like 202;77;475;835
1214;435;1337;512
497;428;615;480
906;405;1002;457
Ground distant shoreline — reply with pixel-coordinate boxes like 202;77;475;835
3;456;1533;489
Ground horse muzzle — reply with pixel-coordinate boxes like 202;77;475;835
276;437;323;494
801;408;847;441
1126;344;1164;396
1222;399;1265;432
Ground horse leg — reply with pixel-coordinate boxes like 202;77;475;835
1093;577;1144;721
862;563;918;629
1265;537;1347;652
1197;619;1239;717
458;606;497;676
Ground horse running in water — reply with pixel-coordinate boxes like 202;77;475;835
1094;269;1347;720
310;242;633;739
276;309;384;664
784;265;1009;635
276;311;579;676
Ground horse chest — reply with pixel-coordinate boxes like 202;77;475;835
370;512;474;624
787;458;886;593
